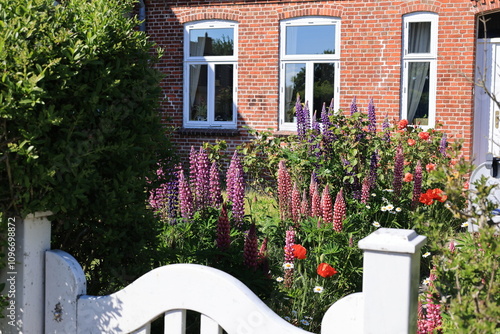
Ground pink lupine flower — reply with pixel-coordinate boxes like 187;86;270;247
278;160;292;220
321;184;334;225
227;151;245;224
412;161;423;209
243;223;259;270
209;161;222;208
311;183;321;217
216;205;231;251
300;189;309;217
291;182;301;224
195;147;210;210
333;188;346;232
189;146;198;190
449;240;456;252
178;168;194;221
284;227;295;288
393;144;404;197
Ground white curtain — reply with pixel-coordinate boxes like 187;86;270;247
407;22;430;123
189;34;206;115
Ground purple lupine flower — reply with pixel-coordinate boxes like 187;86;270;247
368;97;376;133
148;166;168;215
195;146;210;210
350;96;358;116
296;95;306;140
411;161;423;209
216;205;231;251
333;188;346;232
284;227;295;288
291;182;301;225
209;161;223;208
243;223;259;270
439;133;447;156
321;184;333;225
278;160;292;220
393;144;404;197
178;168;194;221
361;176;370;204
382;115;391;142
369;151;379;188
230;165;245;225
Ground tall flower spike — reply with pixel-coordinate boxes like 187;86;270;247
189;146;198;190
382;115;390;142
321;184;334;225
195;146;210;210
361;176;371;204
243;223;259;270
284;227;295;288
231;166;245;225
350;96;358;115
209;161;223;208
216;205;231;251
278;160;292;220
178;168;194;221
368;97;376;133
393;144;404;197
300;189;309;217
311;181;321;218
291;182;301;225
296;95;306;140
411;160;423;209
333;188;346;232
439;133;447;156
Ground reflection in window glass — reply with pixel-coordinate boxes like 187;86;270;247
313;63;335;120
215;64;234;122
285;63;306;123
286;25;336;55
189;64;208;121
408;22;431;54
407;62;430;125
189;28;234;56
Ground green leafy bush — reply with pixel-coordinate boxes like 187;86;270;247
0;0;173;294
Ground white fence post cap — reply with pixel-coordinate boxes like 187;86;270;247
358;228;426;254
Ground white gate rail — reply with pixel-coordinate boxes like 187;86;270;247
45;228;426;334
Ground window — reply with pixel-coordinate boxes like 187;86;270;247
401;13;438;128
184;21;237;128
279;17;341;131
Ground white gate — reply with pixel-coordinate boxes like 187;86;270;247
0;212;427;334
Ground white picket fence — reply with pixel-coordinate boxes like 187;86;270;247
1;212;427;334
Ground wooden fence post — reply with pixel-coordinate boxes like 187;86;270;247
359;228;426;334
0;211;52;334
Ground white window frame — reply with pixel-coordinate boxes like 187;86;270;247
183;20;238;129
279;17;341;131
401;12;438;129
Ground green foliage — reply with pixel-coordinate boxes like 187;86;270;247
0;0;173;294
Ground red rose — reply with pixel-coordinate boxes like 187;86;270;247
407;139;416;146
426;163;436;172
403;173;413;182
418;132;430;140
398;119;408;130
317;263;338;278
292;244;307;260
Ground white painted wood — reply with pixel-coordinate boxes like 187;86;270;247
45;250;87;333
0;212;52;334
358;228;426;334
164;309;186;333
131;323;151;334
321;292;363;334
74;264;311;334
200;314;223;334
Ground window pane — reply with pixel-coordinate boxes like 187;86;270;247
313;63;335;120
286;25;336;55
215;64;233;122
407;62;430;125
408;22;431;53
284;63;305;123
190;28;234;56
189;64;208;121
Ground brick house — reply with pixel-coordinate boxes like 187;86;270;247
141;0;500;164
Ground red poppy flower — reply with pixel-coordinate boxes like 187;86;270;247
418;132;430;140
419;192;434;205
292;244;307;260
398;119;408;130
317;263;338;278
407;139;416;146
419;188;447;205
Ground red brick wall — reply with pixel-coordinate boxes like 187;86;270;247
145;0;500;160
